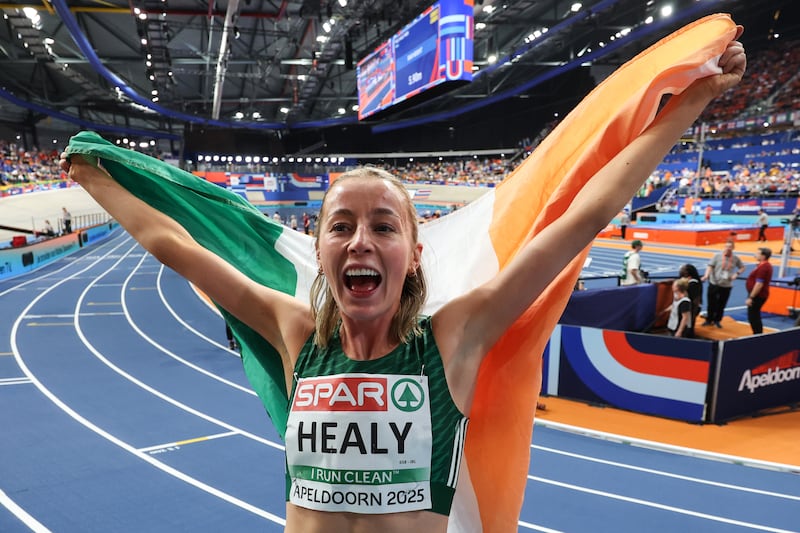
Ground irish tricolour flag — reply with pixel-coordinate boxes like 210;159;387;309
67;13;738;532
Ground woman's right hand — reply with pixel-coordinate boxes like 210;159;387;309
59;153;106;184
58;151;73;175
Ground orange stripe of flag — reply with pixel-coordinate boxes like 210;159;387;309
465;14;737;531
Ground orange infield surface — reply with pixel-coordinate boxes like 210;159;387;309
536;397;800;468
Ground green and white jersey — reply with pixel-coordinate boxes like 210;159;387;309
285;316;468;516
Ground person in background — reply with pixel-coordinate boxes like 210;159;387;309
41;219;55;237
619;210;630;240
756;209;768;241
679;263;702;326
667;278;694;338
620;239;644;285
745;247;773;335
62;207;72;234
225;321;239;351
701;240;744;328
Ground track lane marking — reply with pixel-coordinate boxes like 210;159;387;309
120;253;257;395
156;265;242;357
11;238;286;526
532;444;800;500
528;475;797;533
139;431;239;453
0;377;33;385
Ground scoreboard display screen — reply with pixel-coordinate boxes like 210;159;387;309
356;0;474;120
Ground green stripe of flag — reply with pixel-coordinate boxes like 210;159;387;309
67;131;296;437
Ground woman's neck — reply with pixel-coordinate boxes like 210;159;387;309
339;318;397;361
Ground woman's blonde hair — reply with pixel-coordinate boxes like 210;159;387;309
310;167;427;347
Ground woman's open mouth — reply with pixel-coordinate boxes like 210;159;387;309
344;267;382;294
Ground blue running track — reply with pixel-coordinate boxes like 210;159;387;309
1;231;798;532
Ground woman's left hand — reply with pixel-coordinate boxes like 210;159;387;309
690;26;747;101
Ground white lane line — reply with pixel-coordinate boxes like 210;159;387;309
0;488;51;533
12;239;285;526
517;519;564;532
139;431;239;453
121;252;256;395
156;264;243;357
532;444;800;501
24;313;126;318
0;231;128;298
528;475;797;533
0;377;33;386
535;419;800;472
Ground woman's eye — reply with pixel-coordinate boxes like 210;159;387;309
331;223;349;232
375;224;395;233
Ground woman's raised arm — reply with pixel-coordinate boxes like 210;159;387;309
60;154;313;363
434;33;746;402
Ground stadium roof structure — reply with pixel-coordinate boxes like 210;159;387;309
0;0;796;140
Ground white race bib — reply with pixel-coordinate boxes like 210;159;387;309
286;373;433;514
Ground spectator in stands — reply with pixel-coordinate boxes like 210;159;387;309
746;247;773;334
756;209;768;241
303;212;311;234
679;263;703;325
667;278;694;338
620;239;644;286
290;214;299;231
62;207;72;233
701;240;745;328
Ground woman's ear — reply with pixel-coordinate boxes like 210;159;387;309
409;242;423;275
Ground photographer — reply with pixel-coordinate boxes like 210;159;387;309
620;240;645;285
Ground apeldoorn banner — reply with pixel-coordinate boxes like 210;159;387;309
711;330;800;423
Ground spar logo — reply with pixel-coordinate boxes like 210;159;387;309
294;377;388;411
738;351;800;394
390;379;425;412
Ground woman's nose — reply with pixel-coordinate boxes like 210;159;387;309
348;225;372;253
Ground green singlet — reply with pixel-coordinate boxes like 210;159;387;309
284;316;468;516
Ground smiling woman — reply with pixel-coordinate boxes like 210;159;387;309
311;168;426;352
60;14;746;532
